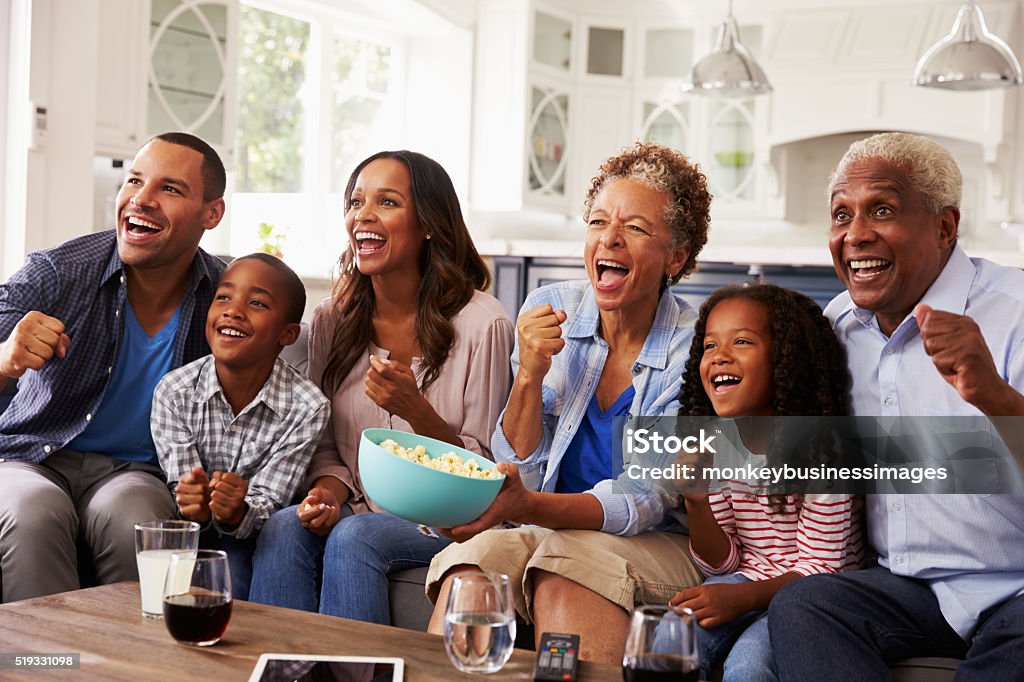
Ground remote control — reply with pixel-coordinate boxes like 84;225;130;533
533;632;580;681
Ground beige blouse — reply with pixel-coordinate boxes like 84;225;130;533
305;290;515;514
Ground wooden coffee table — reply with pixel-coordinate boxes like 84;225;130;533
0;582;622;681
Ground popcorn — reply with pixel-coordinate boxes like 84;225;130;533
379;439;501;480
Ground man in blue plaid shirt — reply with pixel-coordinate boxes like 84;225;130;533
0;132;227;602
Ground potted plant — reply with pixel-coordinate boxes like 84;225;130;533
256;221;288;258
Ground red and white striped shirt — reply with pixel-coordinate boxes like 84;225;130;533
690;478;864;580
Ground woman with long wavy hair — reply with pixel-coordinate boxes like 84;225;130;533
249;150;514;624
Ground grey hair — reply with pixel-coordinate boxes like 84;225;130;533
827;132;962;214
582;142;712;281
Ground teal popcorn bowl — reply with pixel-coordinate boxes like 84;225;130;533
358;428;505;528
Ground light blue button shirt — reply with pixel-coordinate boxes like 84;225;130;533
825;245;1024;639
492;280;696;536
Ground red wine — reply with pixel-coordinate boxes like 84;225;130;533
163;593;232;644
623;654;699;682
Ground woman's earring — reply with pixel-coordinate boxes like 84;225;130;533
664;273;672;288
425;234;432;240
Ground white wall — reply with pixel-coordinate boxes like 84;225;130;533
404;28;474;202
2;0;100;280
0;0;9;241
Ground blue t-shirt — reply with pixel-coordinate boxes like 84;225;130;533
68;301;181;462
555;385;635;494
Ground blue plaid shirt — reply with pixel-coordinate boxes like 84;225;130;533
0;230;225;463
492;280;697;536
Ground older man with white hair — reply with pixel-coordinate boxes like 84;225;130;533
768;132;1024;680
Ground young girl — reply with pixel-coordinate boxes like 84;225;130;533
670;284;863;682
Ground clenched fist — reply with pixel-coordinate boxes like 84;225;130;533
0;311;71;379
516;304;567;381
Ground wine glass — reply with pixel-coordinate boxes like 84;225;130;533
162;549;233;646
622;605;699;682
443;572;516;674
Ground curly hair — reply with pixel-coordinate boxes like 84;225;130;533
320;150;491;395
678;284;853;501
582;142;711;282
680;284;850;417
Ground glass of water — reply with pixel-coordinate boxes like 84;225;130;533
443;572;516;674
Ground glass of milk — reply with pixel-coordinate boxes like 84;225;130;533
134;520;201;618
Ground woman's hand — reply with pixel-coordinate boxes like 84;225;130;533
296;486;343;537
516;304;567;381
365;355;427;421
438;462;532;542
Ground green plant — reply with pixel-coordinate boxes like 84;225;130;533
256;221;288;258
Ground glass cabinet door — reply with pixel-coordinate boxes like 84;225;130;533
641;101;689;153
708;100;756;201
533;11;572;73
587;26;625;77
526;86;569;198
643;28;693;80
148;0;231;145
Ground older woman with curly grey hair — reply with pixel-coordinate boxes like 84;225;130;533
425;142;710;664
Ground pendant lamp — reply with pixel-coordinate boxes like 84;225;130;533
914;1;1023;90
682;0;772;97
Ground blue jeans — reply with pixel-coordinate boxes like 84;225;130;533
695;573;777;682
198;527;257;601
249;506;452;624
768;566;987;680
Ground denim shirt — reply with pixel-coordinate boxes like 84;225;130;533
825;245;1024;639
492;280;697;536
0;230;225;463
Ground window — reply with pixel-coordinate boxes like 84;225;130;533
230;1;405;276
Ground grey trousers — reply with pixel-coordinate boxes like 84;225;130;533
0;449;175;603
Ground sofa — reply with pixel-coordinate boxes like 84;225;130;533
278;327;964;679
0;328;961;678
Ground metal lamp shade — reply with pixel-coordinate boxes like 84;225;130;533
682;15;772;97
914;3;1023;91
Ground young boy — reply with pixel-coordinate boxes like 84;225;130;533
151;253;329;599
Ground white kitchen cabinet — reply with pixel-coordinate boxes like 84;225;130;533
472;0;633;214
95;0;237;163
96;0;145;158
634;19;773;219
473;0;775;218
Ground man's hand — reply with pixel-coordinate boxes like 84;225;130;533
669;583;751;629
516;304;567;381
176;466;211;523
209;471;248;527
439;462;532;543
296;486;342;537
915;304;1012;412
365;356;426;420
0;312;71;379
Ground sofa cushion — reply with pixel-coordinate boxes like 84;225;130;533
891;657;959;682
388;567;433;631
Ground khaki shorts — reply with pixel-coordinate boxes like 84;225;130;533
425;527;702;623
